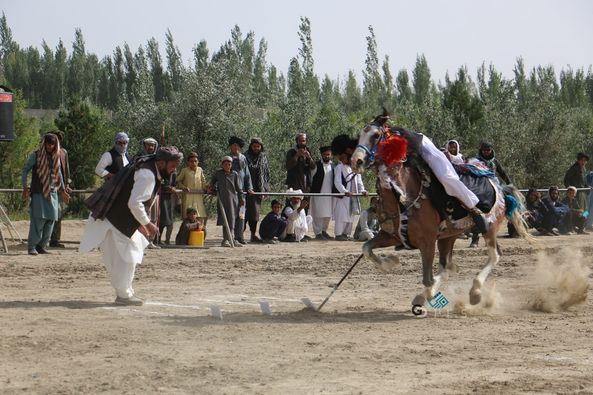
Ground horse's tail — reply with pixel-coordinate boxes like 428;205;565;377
503;185;535;241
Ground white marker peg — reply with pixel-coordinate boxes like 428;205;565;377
259;301;272;316
210;304;223;320
301;297;317;311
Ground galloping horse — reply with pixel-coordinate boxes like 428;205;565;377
351;123;530;311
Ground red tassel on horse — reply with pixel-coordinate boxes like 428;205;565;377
377;135;408;167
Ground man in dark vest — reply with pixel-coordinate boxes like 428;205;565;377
95;132;130;181
285;133;316;195
80;146;183;306
50;130;72;248
563;152;589;211
309;146;335;240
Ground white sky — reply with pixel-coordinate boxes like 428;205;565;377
3;0;593;84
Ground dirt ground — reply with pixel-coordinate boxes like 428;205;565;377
1;219;592;394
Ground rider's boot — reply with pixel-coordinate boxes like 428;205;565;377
469;207;489;235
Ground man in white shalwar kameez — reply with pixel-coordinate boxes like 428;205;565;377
333;159;367;241
309;146;335;240
80;147;182;305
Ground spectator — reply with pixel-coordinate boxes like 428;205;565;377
21;133;69;255
95;132;130;181
259;199;287;244
354;196;380;241
561;186;589;235
176;152;208;233
244;137;271;243
281;188;312;242
229;136;253;245
49;130;72;248
158;168;176;245
132;137;158;162
585;171;593;231
175;208;203;245
210;156;244;248
563;152;589;211
542;186;569;235
332;134;367;241
309;146;335;240
285;133;316;198
444;139;464;165
525;188;557;236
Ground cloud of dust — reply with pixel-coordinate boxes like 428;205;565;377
451;280;502;316
529;249;590;313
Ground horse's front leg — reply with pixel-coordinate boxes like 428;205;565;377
362;230;400;273
412;242;439;307
437;236;458;280
469;231;500;305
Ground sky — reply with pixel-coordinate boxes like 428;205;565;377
2;0;593;84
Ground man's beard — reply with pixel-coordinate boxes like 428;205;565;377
322;157;331;163
115;144;127;154
292;201;301;210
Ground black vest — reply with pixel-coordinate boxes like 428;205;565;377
105;148;129;175
310;160;333;193
105;161;160;238
389;126;424;157
29;153;61;194
331;166;348;198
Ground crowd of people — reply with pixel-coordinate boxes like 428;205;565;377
19;124;592;305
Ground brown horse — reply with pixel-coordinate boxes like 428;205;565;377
351;124;530;312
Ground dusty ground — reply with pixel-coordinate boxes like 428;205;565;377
1;219;592;394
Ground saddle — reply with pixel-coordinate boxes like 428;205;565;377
415;160;498;222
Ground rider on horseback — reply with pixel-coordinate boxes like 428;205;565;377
371;111;489;234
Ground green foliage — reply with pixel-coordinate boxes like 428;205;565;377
1;12;593;218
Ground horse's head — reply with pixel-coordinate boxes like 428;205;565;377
351;123;384;174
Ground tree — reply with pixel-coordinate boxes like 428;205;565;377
363;26;383;109
395;69;413;104
146;38;166;102
193;40;209;73
165;29;183;93
412;54;431;106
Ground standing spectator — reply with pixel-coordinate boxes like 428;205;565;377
470;141;513;245
244;137;271;243
354;196;380;241
158;170;176;245
132;137;158;161
281;189;312;242
21;133;68;255
561;186;589;235
175;208;203;246
475;141;511;185
259;200;287;244
229;136;253;245
95;132;130;181
542;186;569;234
309;146;335;240
177;152;208;232
332;134;367;241
49;130;72;248
80;147;183;305
444;139;464;165
210;156;244;248
563;152;589;211
285;133;316;197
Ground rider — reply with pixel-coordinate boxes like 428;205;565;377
372;111;489;234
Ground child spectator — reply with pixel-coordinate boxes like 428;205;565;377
175;208;203;245
209;156;244;248
258;200;287;244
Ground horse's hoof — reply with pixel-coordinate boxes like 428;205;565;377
469;288;482;305
412;294;426;307
412;304;427;317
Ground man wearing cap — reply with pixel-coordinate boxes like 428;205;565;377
133;137;158;161
285;133;316;198
244;137;271;243
564;152;589;211
81;146;183;306
228;136;254;244
95;132;130;181
309;146;335;240
281;188;312;242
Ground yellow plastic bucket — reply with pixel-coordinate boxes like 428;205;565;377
188;230;204;246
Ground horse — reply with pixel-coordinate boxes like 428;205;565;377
351;123;531;313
